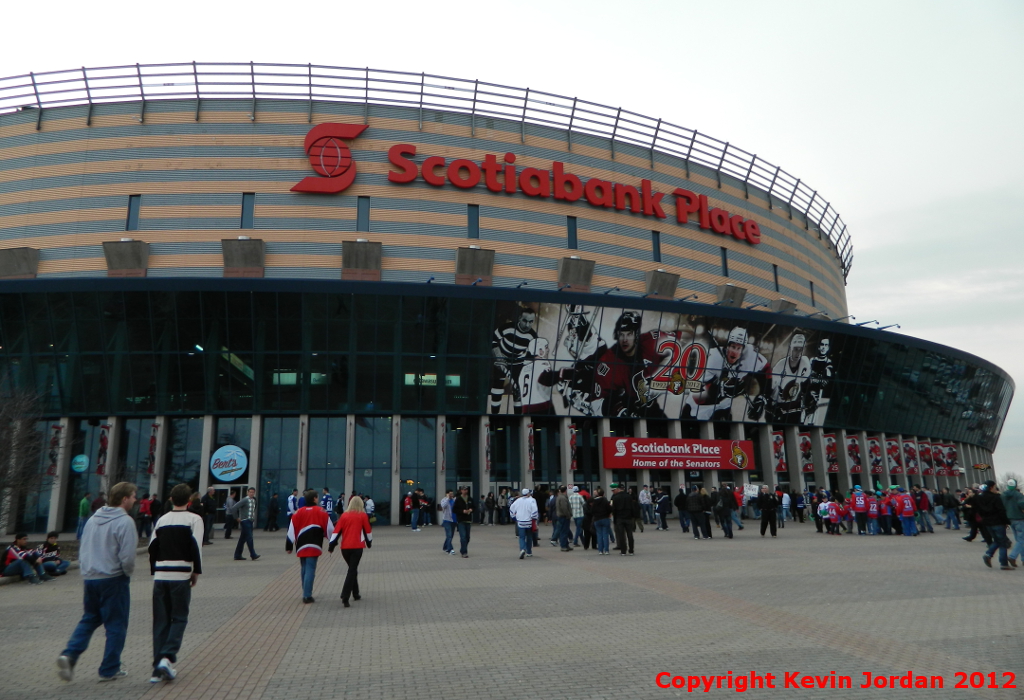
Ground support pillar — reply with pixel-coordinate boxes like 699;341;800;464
198;415;215;494
295;414;309;493
391;415;402;525
634;419;649;490
344;415;355;498
598;418;612;494
835;429;853;494
148;416;170;500
46;417;73;534
436;415;447;500
783;425;801;492
560;418;574;487
699;422;719;489
519;417;534;493
249;415;263;497
101;416;123;495
809;427;831;495
668;421;684;506
756;424;774;487
477;415;490;498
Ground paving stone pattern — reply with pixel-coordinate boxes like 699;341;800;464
1;521;1021;700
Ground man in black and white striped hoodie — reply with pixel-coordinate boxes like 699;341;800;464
148;483;204;684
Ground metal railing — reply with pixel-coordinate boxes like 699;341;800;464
0;62;853;277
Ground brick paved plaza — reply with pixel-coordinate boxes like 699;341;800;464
2;520;1021;700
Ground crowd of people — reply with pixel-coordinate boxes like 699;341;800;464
9;472;1017;688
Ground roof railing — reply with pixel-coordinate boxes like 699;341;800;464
0;62;853;277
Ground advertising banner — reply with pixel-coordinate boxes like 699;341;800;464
885;438;903;474
868;437;884;474
798;432;814;473
919;440;934;475
943;444;959;474
902;438;919;475
824;433;839;472
845;434;862;473
488;302;838;426
211;445;248;483
601;438;753;471
772;431;788;473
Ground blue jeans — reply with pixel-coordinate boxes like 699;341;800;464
868;518;879;534
299;556;318;598
780;507;790;524
595;518;612;553
985;525;1010;566
457;521;471;555
152;579;191;666
234;520;258;559
557;517;571;548
63;575;131;677
678;510;690;532
732;510;744;529
517;525;533;555
442;521;455;552
410;509;420;530
1008;521;1024;562
3;559;41;581
77;516;88;540
944;509;961;529
916;511;934;533
572;516;584;544
641;503;654;524
900;515;918;536
721;511;734;537
44;560;70;575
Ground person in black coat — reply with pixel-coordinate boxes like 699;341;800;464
718;486;736;539
673;487;690;533
757;485;780;537
654;488;671;530
685;486;707;540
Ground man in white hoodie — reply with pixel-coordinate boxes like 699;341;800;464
57;481;138;683
509;488;539;559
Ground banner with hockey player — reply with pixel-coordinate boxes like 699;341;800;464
919;440;934;475
867;436;884;474
823;433;839;472
902;438;919;475
885;437;903;474
798;432;814;473
772;431;788;473
845;434;862;473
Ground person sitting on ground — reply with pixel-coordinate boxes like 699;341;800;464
39;531;71;576
3;532;52;583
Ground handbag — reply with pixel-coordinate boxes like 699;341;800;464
369;515;377;524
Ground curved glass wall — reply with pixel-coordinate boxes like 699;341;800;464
0;286;1012;452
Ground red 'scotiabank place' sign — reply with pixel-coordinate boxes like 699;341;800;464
602;438;755;470
290;124;763;245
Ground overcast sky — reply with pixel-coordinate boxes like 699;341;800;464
2;0;1020;469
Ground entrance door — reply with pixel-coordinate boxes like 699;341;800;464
354;417;392;524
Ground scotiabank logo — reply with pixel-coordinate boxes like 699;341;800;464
291;123;368;193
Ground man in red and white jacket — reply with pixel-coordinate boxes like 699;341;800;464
286;489;332;604
850;486;869;536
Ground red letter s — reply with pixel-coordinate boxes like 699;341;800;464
387;144;418;183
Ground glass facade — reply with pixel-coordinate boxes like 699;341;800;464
259;417;298;529
307;416;346;505
354;416;392;524
163;417;203;497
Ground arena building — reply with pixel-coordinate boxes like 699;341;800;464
0;63;1013;532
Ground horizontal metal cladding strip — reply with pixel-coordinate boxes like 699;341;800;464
147;267;222;278
264;267;342;279
150;242;223;255
141;217;242;231
0;119;844;278
0;206;128;231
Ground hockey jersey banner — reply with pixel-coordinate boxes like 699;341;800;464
602;438;753;471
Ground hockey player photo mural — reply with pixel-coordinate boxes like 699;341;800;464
804;337;835;425
489;303;539;414
682;324;770;422
517;338;560;414
551;304;608;417
593;311;677;418
769;331;811;425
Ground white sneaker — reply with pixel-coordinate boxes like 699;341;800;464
156;657;177;681
56;655;75;682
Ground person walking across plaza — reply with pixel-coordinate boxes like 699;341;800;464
638;485;653;525
454;486;474;558
673;486;690;534
199;487;217;545
509;488;539;559
148;483;204;683
1002;479;1024;567
610;483;636;556
976;480;1012;570
757;485;780;537
439;489;457;554
286;489;332;603
233;487;261;561
554;486;573;551
223;490;237;539
76;492;92;540
569;486;586;545
718;486;735;539
57;481;138;683
329;496;373;607
266;493;281;532
591;488;613;554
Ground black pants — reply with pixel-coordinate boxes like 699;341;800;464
689;512;705;539
152;580;191;666
795;508;804;523
855;512;868;534
203;514;214;543
813;513;824;533
614;518;634;554
760;511;778;536
341;548;363;602
224;516;235;539
580;520;594;550
658;513;668;529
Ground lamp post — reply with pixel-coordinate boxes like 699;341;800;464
744;302;769;310
832;315;855;323
878;323;901;331
855;320;878;327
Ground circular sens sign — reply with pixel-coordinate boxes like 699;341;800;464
210;445;248;482
71;454;89;473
